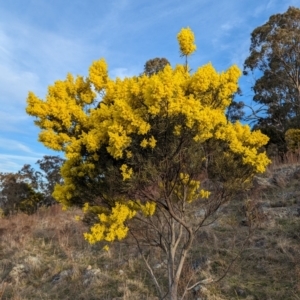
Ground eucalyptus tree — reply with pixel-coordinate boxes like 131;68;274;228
244;6;300;154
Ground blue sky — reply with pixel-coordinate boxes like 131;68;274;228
0;0;298;173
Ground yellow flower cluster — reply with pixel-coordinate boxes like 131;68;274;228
84;200;156;244
175;173;210;203
26;73;94;152
214;122;270;173
89;58;108;92
140;136;157;148
139;201;156;216
84;202;136;244
177;27;197;56
120;164;133;180
74;215;81;221
199;189;211;199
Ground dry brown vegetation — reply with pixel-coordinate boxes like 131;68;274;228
0;158;300;299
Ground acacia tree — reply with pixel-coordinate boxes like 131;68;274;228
26;27;270;299
244;6;300;155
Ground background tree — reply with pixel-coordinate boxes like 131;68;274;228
26;27;270;299
144;57;170;76
0;155;64;215
18;163;42;190
17;155;65;206
225;87;245;123
244;6;300;156
0;172;43;215
36;155;65;206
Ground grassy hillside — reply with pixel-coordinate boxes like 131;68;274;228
0;160;300;299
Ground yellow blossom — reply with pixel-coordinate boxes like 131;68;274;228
174;125;182;135
103;245;110;251
89;58;108;92
140;139;148;148
140;201;156;216
120;164;133;180
177;27;197;56
84;202;137;243
83;202;90;213
200;189;210;199
126;150;132;158
148;136;157;148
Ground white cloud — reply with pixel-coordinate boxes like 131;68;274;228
110;67;137;79
252;4;266;17
221;23;234;31
0;138;59;173
0;112;30;132
230;38;251;68
0;154;42;173
0;138;45;156
0;66;40;103
266;0;275;10
0;18;95;79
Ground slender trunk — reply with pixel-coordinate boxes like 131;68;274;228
169;279;179;300
168;219;176;297
167;233;193;299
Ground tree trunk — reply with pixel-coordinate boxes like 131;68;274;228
169;279;179;300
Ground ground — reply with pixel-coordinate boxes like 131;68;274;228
0;157;299;299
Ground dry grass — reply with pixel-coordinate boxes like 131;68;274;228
0;161;300;299
267;152;300;172
0;205;158;299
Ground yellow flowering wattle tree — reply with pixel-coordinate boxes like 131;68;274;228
26;27;270;299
